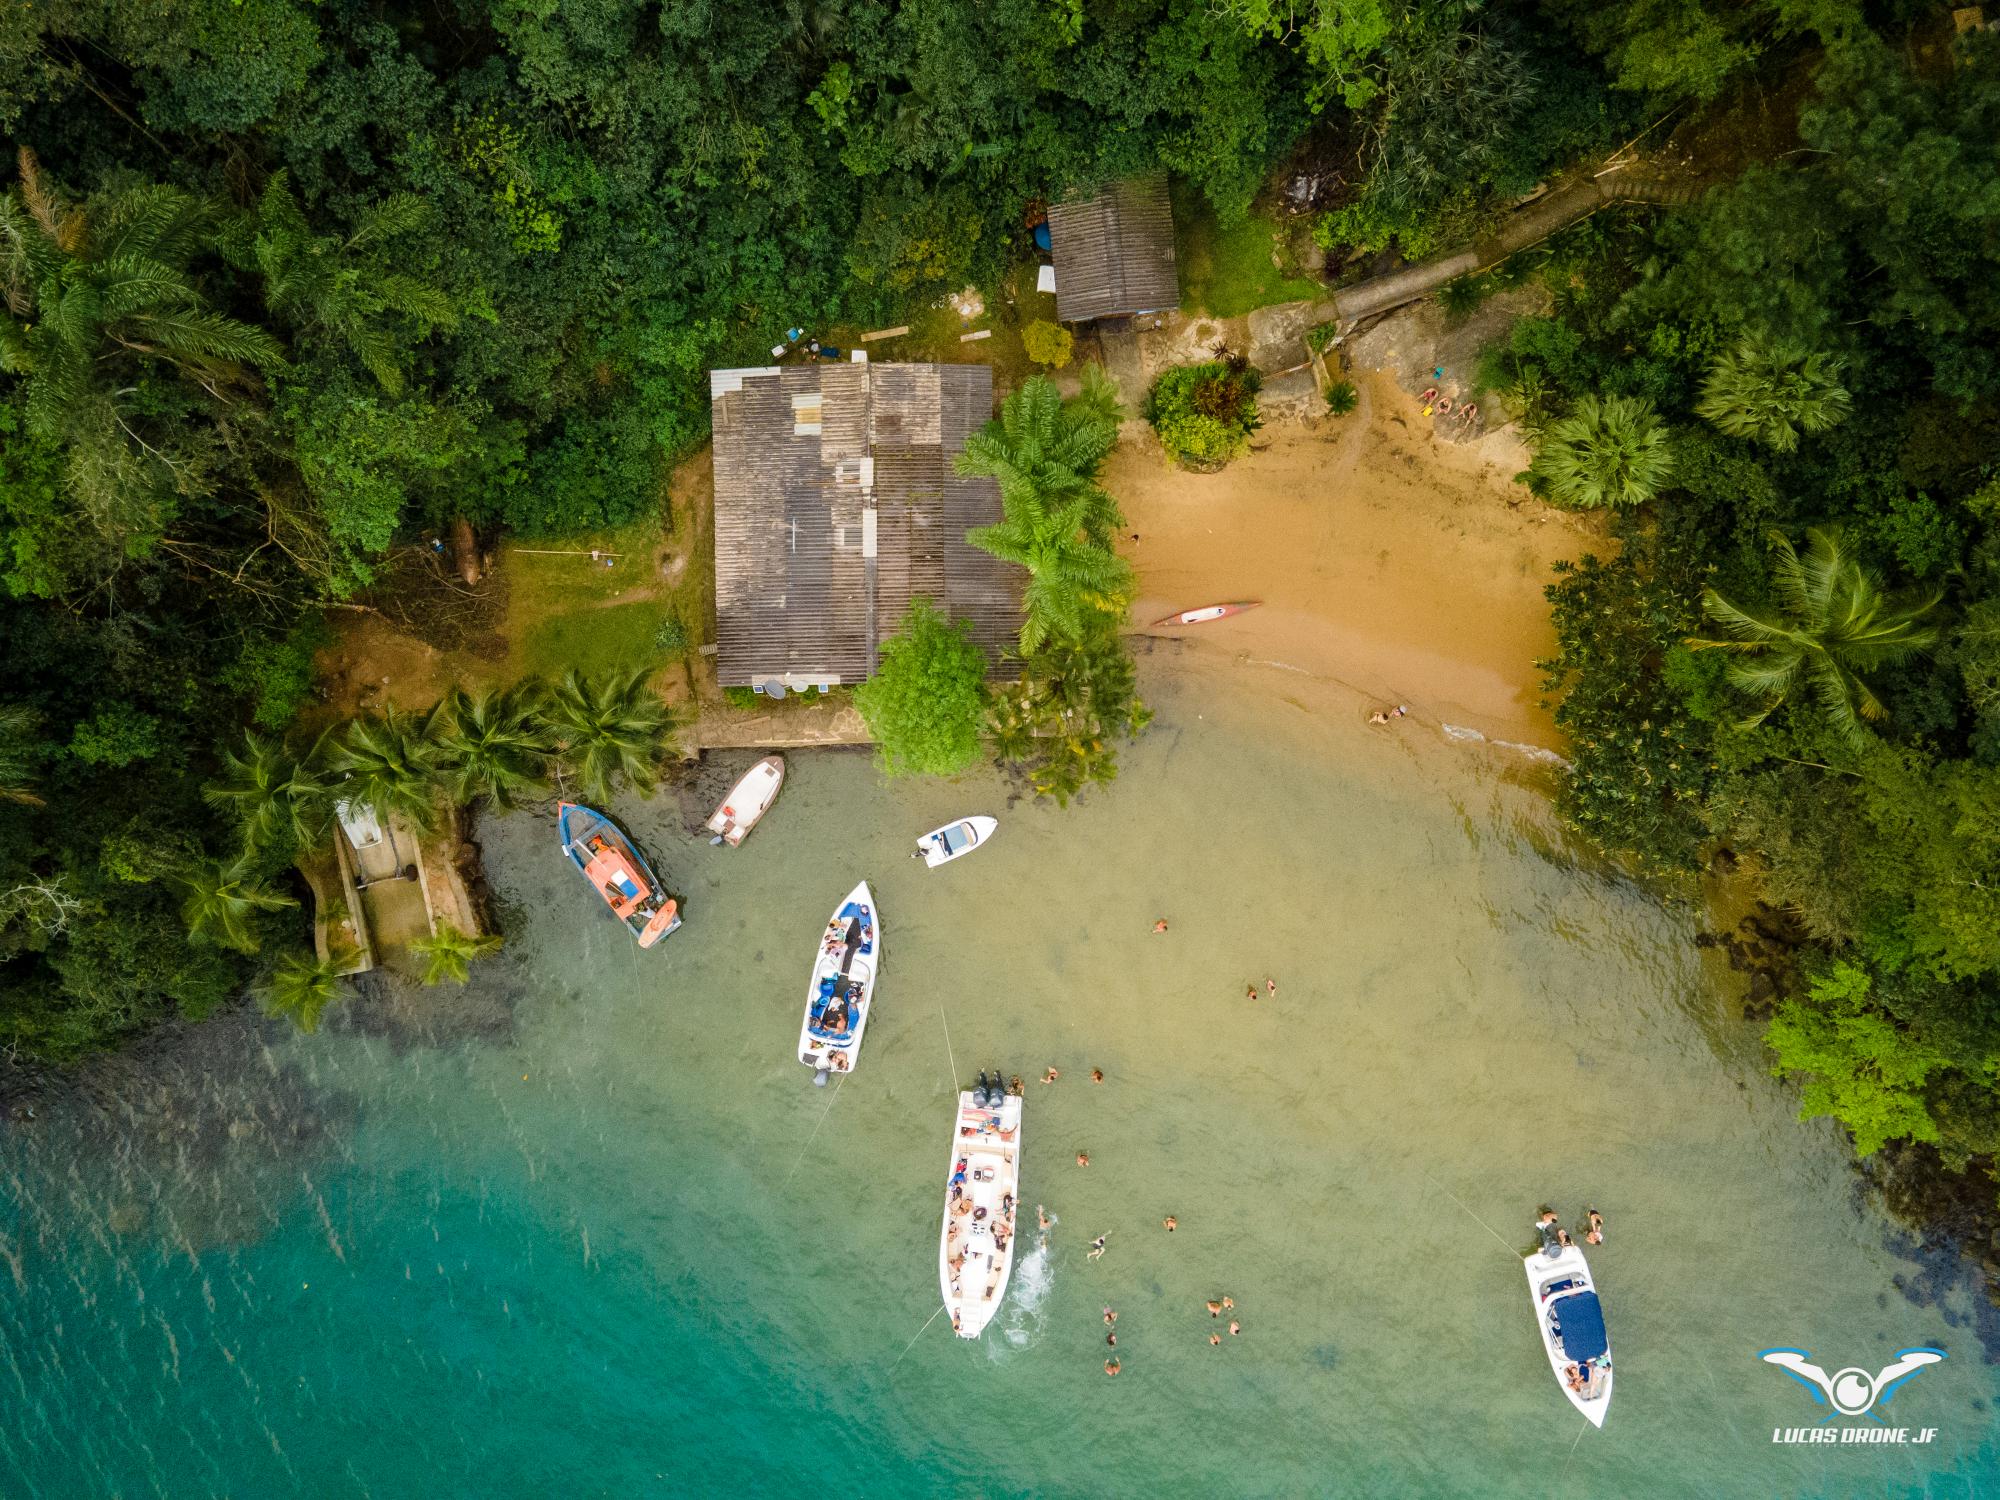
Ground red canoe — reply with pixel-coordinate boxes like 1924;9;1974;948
1152;601;1261;627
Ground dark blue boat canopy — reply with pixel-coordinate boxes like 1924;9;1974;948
1555;1291;1608;1362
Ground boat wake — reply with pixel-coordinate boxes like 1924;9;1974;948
991;1235;1055;1355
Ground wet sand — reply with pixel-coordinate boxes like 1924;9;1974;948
1113;373;1605;748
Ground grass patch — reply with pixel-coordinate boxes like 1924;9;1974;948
516;599;669;680
1172;182;1322;319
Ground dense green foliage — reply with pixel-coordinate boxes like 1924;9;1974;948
1525;33;2000;1198
854;599;992;778
1144;358;1262;469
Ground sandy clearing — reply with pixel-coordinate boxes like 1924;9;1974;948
1112;371;1605;749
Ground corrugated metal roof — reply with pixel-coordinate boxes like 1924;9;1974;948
710;363;1025;688
1047;173;1180;323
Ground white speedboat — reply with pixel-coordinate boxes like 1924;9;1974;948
1526;1238;1613;1426
939;1072;1023;1338
706;755;785;846
799;881;878;1084
914;816;997;869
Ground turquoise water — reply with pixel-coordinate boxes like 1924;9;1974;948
4;661;1997;1498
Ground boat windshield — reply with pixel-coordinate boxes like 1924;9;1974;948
942;825;970;853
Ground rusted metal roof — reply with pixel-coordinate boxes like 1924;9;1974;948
1046;174;1179;323
710;363;1024;688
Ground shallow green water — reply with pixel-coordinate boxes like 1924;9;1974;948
4;661;1996;1498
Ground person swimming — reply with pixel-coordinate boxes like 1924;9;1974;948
1586;1207;1605;1244
1088;1234;1107;1260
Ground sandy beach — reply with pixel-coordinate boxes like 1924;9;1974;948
1113;371;1604;749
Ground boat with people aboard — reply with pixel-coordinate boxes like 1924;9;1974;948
1152;601;1260;627
556;802;682;948
799;881;878;1084
1526;1228;1613;1426
939;1071;1023;1339
914;815;997;869
706;754;786;847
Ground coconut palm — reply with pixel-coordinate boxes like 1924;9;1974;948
543;668;678;802
964;486;1133;653
260;948;350;1033
411;922;503;986
1696;333;1851;453
430;683;551;809
957;374;1123;542
0;149;284;440
330;707;442;833
0;703;43;806
204;730;332;852
1528;394;1674;509
176;853;298;953
1691;526;1944;740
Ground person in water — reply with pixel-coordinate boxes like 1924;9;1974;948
1152;919;1169;934
1043;1067;1060;1084
1206;1300;1222;1317
1105;1358;1121;1376
1229;1320;1241;1336
1265;978;1277;996
1209;1333;1222;1346
1556;1227;1575;1249
1088;1234;1108;1260
1163;1215;1177;1232
1246;983;1258;1000
1106;1332;1117;1347
1038;1205;1052;1232
1076;1151;1090;1167
1090;1068;1104;1084
1103;1307;1117;1325
1222;1296;1234;1311
1586;1208;1605;1244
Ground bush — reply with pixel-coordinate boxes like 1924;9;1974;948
1324;381;1359;416
1022;320;1073;369
1144;359;1262;470
653;615;688;657
853;598;989;776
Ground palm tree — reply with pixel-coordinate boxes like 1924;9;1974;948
1691;526;1944;739
0;703;43;806
1528;394;1674;509
430;683;551;809
0;149;284;440
176;853;298;953
1696;333;1851;453
957;375;1123;541
964;486;1133;653
543;668;678;802
260;948;350;1033
237;170;456;394
204;730;332;852
330;707;442;833
411;922;503;986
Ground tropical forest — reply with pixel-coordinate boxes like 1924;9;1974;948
5;0;2000;1323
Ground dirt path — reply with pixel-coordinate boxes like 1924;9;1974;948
1112;372;1604;748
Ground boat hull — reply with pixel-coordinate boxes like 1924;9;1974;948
705;755;785;847
799;881;878;1077
1152;601;1260;627
916;815;998;868
1525;1242;1613;1426
939;1085;1023;1338
556;802;681;947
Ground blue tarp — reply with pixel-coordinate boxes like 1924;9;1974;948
1555;1292;1608;1362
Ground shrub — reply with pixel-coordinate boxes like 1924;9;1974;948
853;598;989;776
1324;381;1359;416
653;615;688;657
1144;359;1262;469
1022;319;1073;369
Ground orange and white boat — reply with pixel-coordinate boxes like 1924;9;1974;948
1152;601;1260;627
705;754;785;847
557;802;682;947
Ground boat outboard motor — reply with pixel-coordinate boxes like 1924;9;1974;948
972;1072;990;1108
813;1065;830;1088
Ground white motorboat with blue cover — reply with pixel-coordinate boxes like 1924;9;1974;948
1526;1234;1613;1426
799;881;877;1085
939;1072;1022;1338
915;816;997;869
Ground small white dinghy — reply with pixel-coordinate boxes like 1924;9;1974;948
706;755;785;846
939;1072;1023;1339
799;881;878;1085
914;815;997;869
1526;1236;1613;1426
